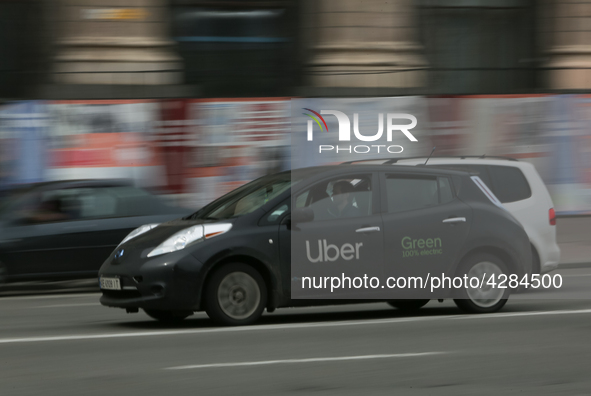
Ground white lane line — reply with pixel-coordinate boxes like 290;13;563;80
452;308;591;320
0;308;590;345
0;316;453;345
165;352;445;370
34;303;99;308
0;293;100;302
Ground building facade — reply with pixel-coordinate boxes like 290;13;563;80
0;0;590;99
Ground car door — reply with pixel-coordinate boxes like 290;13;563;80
60;186;186;275
0;187;108;279
74;186;189;270
257;198;292;305
0;220;72;280
380;172;472;298
0;185;184;280
289;172;384;299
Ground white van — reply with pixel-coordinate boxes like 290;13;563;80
348;156;560;274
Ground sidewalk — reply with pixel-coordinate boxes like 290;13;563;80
556;217;591;268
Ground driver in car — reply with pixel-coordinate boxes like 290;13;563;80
328;180;362;218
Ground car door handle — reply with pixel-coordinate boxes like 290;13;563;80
442;217;466;224
355;226;381;233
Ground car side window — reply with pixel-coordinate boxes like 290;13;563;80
488;166;532;203
74;188;118;219
23;192;74;224
438;177;454;204
385;175;453;213
294;174;372;221
21;188;110;223
428;164;492;191
17;186;158;224
107;186;164;217
260;199;290;226
295;191;309;209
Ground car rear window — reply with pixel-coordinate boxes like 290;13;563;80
427;164;492;189
427;164;531;203
488;166;531;203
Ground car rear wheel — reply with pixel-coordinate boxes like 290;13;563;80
143;309;190;323
387;299;430;312
454;253;510;313
205;263;267;326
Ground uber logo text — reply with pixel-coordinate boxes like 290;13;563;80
306;240;363;262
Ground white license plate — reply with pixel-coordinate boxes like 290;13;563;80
100;277;121;290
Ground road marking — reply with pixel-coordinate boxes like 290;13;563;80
452;308;591;320
0;308;590;345
0;293;100;302
0;317;450;344
165;352;445;370
34;303;99;308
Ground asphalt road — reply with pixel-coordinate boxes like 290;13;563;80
1;268;591;395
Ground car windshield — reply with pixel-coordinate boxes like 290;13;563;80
189;172;295;220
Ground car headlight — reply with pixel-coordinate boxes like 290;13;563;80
119;223;160;246
147;223;232;258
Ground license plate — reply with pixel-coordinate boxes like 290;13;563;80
100;277;121;290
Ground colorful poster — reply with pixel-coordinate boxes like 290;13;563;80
0;101;48;192
156;100;191;194
45;100;166;189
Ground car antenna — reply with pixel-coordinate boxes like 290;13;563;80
424;146;436;165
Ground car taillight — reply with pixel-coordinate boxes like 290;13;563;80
549;208;556;226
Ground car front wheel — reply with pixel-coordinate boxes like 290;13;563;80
453;253;510;313
205;263;267;326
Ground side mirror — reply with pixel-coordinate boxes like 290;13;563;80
292;207;314;224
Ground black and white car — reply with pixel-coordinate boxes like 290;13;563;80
98;165;532;325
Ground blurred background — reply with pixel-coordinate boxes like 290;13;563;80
1;0;591;214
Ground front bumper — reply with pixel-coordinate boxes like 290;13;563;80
99;250;205;312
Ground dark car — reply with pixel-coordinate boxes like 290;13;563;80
0;179;191;284
98;165;532;325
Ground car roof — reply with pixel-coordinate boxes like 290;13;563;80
291;164;472;179
341;155;520;166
